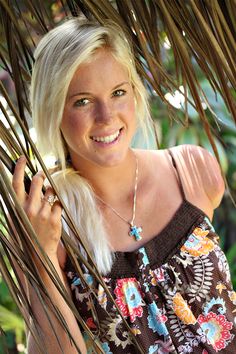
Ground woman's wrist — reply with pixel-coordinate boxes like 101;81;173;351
30;249;60;277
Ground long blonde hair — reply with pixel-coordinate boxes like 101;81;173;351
31;17;153;274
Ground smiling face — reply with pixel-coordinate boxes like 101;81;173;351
61;49;136;171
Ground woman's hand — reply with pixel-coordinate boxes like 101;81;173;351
12;156;62;259
12;156;87;354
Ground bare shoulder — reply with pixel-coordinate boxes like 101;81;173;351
169;145;225;209
134;148;165;168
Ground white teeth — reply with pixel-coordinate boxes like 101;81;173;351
92;130;120;143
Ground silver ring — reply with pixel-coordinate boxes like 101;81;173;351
44;194;58;206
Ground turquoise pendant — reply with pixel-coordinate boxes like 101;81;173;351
129;225;143;241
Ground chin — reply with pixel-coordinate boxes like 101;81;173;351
95;151;128;168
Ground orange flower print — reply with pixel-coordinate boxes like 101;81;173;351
131;325;141;336
149;270;158;286
181;227;215;257
216;282;227;294
173;293;197;325
149;267;165;286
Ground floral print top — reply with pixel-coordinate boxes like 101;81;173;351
65;199;236;354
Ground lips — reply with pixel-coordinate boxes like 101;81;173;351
90;128;122;144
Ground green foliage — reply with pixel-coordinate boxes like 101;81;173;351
151;78;236;290
0;305;25;342
0;276;26;353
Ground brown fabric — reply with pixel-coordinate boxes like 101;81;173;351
108;201;204;277
65;154;236;353
65;204;236;353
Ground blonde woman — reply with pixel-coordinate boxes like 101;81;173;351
13;18;236;354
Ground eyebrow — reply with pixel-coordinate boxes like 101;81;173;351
68;81;130;99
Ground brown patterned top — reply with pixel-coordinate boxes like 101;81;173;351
65;199;236;353
65;152;236;353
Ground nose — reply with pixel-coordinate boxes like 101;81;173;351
94;101;113;124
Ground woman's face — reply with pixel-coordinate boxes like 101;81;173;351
61;49;136;170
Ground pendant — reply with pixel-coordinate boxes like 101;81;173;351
129;225;143;241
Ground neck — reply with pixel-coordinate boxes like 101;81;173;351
69;149;137;203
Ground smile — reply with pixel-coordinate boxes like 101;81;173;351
91;129;122;144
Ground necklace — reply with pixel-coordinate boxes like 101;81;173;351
96;153;143;241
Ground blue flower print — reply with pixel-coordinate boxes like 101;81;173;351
204;216;215;232
72;276;81;286
125;284;143;309
72;273;93;288
83;332;96;354
203;297;226;315
114;278;144;322
139;247;150;267
85;273;94;286
148;344;158;353
101;342;113;353
147;302;169;336
83;333;111;353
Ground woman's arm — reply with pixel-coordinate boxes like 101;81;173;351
27;255;87;354
181;145;225;208
170;145;225;218
12;156;87;354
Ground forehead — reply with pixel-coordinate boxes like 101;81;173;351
68;50;130;93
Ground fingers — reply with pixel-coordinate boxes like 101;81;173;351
41;186;62;221
42;187;61;209
51;199;62;219
27;171;45;205
41;186;56;208
12;156;62;219
12;156;27;204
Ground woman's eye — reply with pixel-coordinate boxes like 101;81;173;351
74;98;89;107
112;89;126;97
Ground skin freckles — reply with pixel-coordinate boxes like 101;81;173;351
61;49;137;172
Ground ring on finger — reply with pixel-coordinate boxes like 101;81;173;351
43;194;58;207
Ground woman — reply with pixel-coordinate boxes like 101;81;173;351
13;18;236;353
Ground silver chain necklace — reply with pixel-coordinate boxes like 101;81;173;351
96;153;143;241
